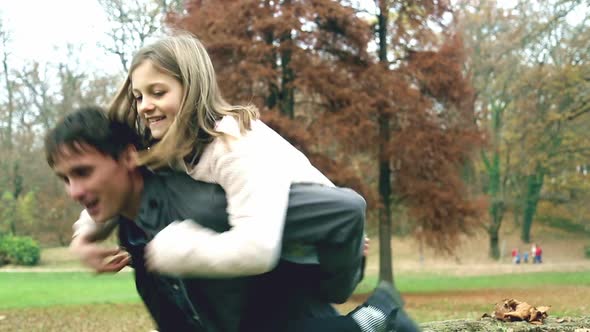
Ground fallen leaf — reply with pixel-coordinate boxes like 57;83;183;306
492;298;550;324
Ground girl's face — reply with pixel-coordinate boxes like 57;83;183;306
131;60;183;140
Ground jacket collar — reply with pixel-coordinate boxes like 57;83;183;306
134;172;166;235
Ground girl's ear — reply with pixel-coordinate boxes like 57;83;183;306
122;145;139;170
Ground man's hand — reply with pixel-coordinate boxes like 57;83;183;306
70;234;130;273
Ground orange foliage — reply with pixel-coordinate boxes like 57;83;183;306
167;0;486;253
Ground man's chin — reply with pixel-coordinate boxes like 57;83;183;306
88;210;108;224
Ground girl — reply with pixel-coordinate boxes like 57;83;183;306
75;33;335;276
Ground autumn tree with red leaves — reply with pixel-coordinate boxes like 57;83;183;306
168;0;485;284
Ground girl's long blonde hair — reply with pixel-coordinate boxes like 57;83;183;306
108;32;259;170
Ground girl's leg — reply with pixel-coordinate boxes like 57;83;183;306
284;184;366;303
285;281;405;332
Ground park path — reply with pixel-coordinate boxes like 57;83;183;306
3;260;590;275
0;266;133;273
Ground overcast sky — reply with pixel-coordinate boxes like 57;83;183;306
1;0;586;76
0;0;121;74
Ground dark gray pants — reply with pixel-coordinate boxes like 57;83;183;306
282;184;367;303
241;184;366;331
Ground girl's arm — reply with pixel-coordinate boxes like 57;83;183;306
146;134;291;277
72;210;99;239
73;210;117;241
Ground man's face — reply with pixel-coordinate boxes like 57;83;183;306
52;144;135;223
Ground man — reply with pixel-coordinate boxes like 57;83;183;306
45;107;419;332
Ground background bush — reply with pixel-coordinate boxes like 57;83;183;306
0;235;41;266
585;245;590;259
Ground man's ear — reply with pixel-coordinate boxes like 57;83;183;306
121;145;139;170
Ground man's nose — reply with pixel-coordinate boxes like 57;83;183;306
66;181;86;201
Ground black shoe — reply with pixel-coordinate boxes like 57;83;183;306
350;281;399;332
394;309;421;332
368;281;398;313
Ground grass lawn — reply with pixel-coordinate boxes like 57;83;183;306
1;270;589;331
2;270;588;308
354;270;590;294
0;272;140;309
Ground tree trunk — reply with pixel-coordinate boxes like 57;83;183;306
376;0;395;285
279;1;294;119
2;47;15;150
378;147;393;284
482;101;505;260
483;153;504;259
10;162;23;235
263;22;279;110
521;166;545;243
488;197;505;259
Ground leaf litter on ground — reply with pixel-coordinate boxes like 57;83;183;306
481;298;550;325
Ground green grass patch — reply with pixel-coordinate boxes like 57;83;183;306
355;270;590;294
0;272;140;309
2;270;589;309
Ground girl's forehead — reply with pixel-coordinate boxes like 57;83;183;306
131;61;175;86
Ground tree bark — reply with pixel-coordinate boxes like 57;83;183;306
421;317;590;332
2;46;14;150
521;165;545;243
378;143;393;284
376;0;395;286
488;199;504;259
482;101;506;260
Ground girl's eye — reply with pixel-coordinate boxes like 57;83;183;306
153;91;165;97
134;95;143;102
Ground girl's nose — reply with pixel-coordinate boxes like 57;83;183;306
137;97;155;114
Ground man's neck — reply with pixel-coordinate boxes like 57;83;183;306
120;170;145;220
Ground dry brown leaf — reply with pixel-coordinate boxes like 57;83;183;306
492;298;550;324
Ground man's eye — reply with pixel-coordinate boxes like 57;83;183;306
73;168;91;177
60;176;70;184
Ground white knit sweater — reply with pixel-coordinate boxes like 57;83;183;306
74;116;333;277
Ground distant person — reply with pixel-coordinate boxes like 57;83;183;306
531;243;537;264
535;245;543;263
511;248;520;264
523;251;529;263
